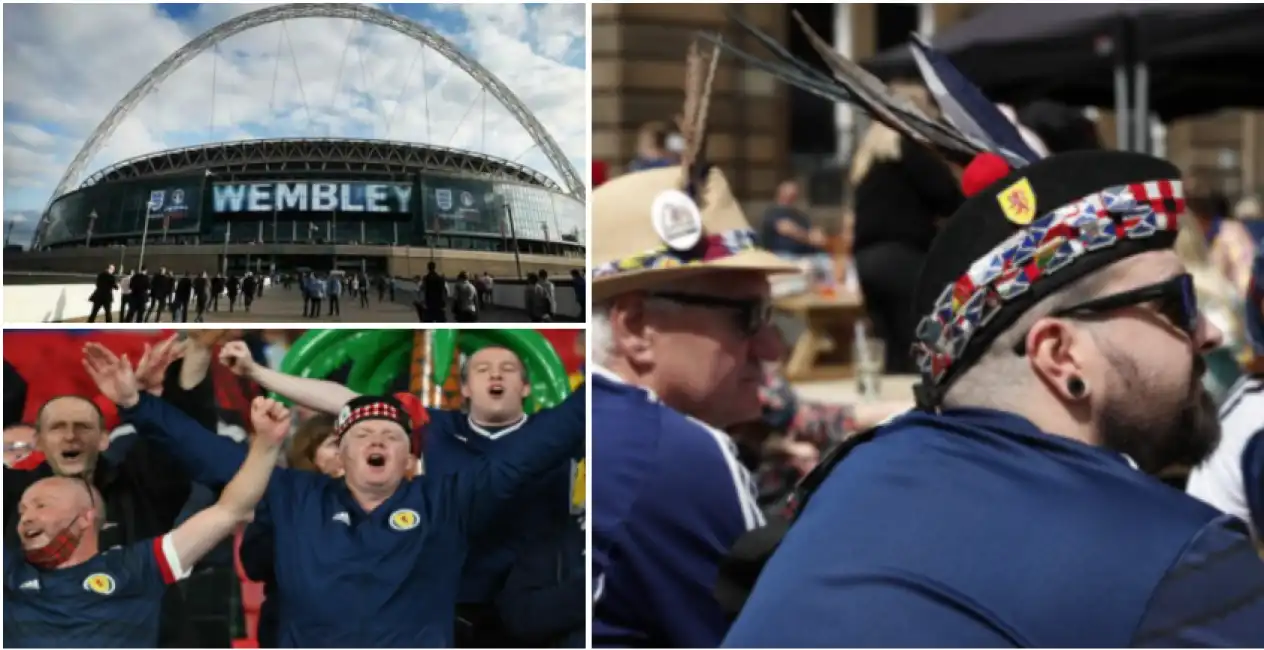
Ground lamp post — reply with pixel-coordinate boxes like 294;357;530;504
86;210;98;248
504;202;523;280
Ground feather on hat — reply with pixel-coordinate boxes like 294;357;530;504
704;14;1186;409
591;39;799;303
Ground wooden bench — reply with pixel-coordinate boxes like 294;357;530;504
774;291;867;382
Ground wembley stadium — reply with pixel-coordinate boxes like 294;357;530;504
25;137;585;277
9;4;586;281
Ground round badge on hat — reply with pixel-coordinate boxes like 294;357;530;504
651;189;704;251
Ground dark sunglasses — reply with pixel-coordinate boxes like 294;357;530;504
1013;273;1199;355
646;291;773;337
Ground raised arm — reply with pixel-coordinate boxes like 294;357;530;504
449;384;586;534
84;343;247;487
220;340;357;414
167;398;288;573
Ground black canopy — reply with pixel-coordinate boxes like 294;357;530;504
862;4;1264;119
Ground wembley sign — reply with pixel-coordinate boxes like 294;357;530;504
211;181;413;214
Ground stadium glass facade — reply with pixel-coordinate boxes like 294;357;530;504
40;169;584;259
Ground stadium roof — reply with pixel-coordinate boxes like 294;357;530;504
77;137;563;194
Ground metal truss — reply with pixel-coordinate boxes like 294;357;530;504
79;138;564;189
36;3;584;248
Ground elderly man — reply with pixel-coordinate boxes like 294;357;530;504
84;340;583;648
724;149;1264;646
589;154;804;648
5;396;285;647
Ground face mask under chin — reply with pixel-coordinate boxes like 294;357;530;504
24;516;85;570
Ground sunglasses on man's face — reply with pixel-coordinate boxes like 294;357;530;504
645;291;773;337
1013;273;1200;355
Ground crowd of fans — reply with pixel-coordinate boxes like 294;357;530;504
4;330;586;648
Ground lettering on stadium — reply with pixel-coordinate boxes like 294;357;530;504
212;182;413;214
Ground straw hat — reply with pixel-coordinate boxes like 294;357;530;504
590;165;799;302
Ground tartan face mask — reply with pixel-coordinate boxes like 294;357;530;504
23;514;85;570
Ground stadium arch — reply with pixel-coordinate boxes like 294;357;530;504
37;3;584;247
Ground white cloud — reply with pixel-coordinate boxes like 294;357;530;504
2;2;588;225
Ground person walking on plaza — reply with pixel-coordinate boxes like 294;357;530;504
146;268;171;323
128;267;151;323
241;273;257;313
421;262;448;322
358;273;371;308
210;273;224;312
326;273;342;317
118;269;132;322
452;271;479;323
538;270;557;320
173;271;192;323
88;263;117;323
308;273;325;320
192;272;208;323
225;274;240;313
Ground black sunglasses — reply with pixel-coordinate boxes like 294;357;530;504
1013;273;1199;355
646;291;773;337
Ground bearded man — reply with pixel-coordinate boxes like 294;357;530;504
723;150;1264;646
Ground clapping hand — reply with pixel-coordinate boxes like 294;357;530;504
135;334;186;397
82;343;142;408
250;397;291;448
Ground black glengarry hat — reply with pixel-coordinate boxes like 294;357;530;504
911;150;1185;407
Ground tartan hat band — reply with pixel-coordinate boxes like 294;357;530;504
913;178;1185;389
335;396;413;442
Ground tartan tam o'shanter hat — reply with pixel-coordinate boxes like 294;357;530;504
590;40;798;303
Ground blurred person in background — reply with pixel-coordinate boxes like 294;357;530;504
627;121;679;172
1187;249;1264;538
849;83;965;374
1017;101;1104;155
759;180;834;289
4;423;37;469
1174;214;1248;399
538;270;557;320
453;271;479;323
1235;195;1264;243
1188;187;1257;295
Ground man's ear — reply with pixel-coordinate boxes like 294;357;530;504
610;294;654;366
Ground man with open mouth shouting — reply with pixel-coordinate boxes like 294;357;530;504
4;395;285;647
85;340;585;648
216;340;582;647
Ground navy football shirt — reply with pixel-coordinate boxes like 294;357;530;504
4;535;187;648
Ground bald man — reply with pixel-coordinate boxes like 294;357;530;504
4;397;290;648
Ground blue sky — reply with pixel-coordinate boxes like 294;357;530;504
2;2;587;246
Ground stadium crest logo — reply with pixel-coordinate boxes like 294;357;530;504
83;573;116;595
390;508;421;531
435;189;453;211
460;191;475;208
